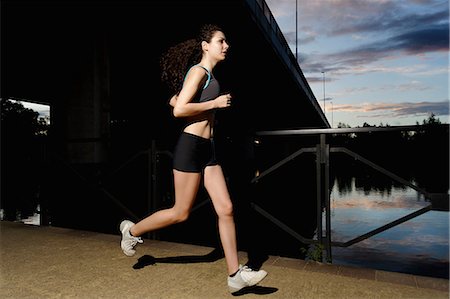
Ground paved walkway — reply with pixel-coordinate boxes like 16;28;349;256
1;221;448;298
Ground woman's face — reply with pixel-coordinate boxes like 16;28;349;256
205;31;230;62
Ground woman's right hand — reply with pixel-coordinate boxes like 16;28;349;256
214;93;232;109
169;94;178;108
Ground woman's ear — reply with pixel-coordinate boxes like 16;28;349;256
201;41;208;52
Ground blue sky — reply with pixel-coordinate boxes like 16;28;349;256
265;0;449;127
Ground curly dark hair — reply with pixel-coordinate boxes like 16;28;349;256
160;24;223;94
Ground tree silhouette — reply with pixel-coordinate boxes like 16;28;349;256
330;115;448;195
1;99;49;220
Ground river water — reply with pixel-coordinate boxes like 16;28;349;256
325;178;449;279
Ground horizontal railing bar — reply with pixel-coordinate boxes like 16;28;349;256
332;205;432;247
255;125;448;136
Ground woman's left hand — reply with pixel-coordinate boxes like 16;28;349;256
214;93;232;109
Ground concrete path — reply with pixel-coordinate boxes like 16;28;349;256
1;221;448;298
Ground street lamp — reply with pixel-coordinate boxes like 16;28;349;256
322;71;326;113
331;101;333;128
295;0;298;61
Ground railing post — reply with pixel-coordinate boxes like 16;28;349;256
322;134;332;262
315;136;323;260
316;133;331;262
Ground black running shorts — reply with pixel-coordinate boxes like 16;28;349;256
172;132;219;173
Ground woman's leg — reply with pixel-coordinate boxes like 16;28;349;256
203;165;240;275
130;170;202;236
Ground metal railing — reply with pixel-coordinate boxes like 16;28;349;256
251;125;449;262
44;125;448;263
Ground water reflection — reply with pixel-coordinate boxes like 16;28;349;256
327;178;449;279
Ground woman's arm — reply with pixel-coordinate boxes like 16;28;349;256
169;94;178;108
172;67;231;118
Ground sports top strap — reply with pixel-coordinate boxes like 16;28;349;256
183;64;211;90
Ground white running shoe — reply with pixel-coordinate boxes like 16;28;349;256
227;265;268;293
119;220;143;256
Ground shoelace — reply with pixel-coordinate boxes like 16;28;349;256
240;266;253;272
130;235;143;246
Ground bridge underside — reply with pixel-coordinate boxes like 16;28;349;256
4;1;327;157
3;0;326;254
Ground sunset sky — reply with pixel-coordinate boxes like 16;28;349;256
265;0;449;127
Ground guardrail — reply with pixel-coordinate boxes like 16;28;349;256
251;125;449;262
45;125;448;263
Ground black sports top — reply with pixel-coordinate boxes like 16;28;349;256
184;65;220;103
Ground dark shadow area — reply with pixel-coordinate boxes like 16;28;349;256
132;247;224;269
231;286;279;296
132;247;270;271
133;249;278;296
244;251;269;271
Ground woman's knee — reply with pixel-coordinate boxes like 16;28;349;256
170;208;190;223
216;201;234;218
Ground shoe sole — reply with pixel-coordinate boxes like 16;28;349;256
229;272;268;293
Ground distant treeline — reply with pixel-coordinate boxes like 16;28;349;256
330;116;449;195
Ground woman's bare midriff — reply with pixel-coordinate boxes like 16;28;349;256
183;112;215;139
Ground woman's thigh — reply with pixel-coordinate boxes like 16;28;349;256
203;165;233;214
173;169;202;213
